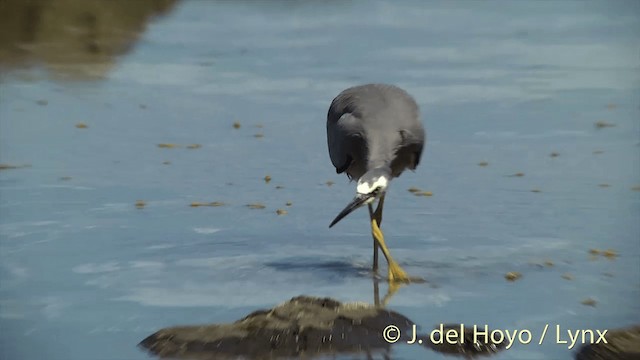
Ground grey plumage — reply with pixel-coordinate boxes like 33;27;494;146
325;84;426;280
327;83;425;182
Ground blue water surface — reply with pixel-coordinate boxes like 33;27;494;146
1;1;639;359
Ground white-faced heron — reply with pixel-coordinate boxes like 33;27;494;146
327;83;425;283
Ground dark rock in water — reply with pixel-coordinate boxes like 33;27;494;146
140;296;409;359
139;295;505;359
575;325;640;360
424;324;505;357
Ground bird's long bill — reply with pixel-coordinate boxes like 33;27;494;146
329;193;375;228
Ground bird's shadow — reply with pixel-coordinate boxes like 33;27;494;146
264;257;373;279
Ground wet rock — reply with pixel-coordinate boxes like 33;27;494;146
139;296;506;360
575;325;640;360
140;296;408;359
424;324;505;357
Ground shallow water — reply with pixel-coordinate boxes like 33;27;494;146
1;1;639;359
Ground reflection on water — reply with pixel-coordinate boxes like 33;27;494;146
0;0;178;80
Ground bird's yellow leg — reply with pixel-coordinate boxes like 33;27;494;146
371;218;410;283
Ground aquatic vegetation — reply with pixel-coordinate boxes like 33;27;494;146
505;272;522;281
59;176;72;181
186;144;202;149
561;273;574;280
531;189;542;193
549;152;559;158
543;260;554;267
246;203;266;209
276;209;288;216
232;121;241;129
325;180;334;187
264;175;271;183
190;201;225;207
602;249;618;259
75;123;88;128
414;191;433;197
598;183;611;188
157;143;179;148
254;133;264;138
407;187;421;193
477;161;489;166
135;200;146;209
285;201;292;207
581;298;597;307
589;249;601;255
595;120;616;129
0;163;31;170
506;172;525;177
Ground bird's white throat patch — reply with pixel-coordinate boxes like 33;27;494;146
356;175;389;194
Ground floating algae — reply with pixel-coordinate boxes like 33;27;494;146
190;202;225;207
595;120;616;129
561;273;574;281
505;272;522;282
0;164;31;170
414;191;433;197
602;249;618;259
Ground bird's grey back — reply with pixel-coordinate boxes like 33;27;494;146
328;84;419;130
326;84;425;180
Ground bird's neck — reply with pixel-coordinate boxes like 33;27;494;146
366;134;396;171
366;160;392;175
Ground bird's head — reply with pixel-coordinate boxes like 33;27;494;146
329;168;391;228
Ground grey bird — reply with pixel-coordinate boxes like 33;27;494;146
326;83;425;282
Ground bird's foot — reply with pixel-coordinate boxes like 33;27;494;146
387;261;411;284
